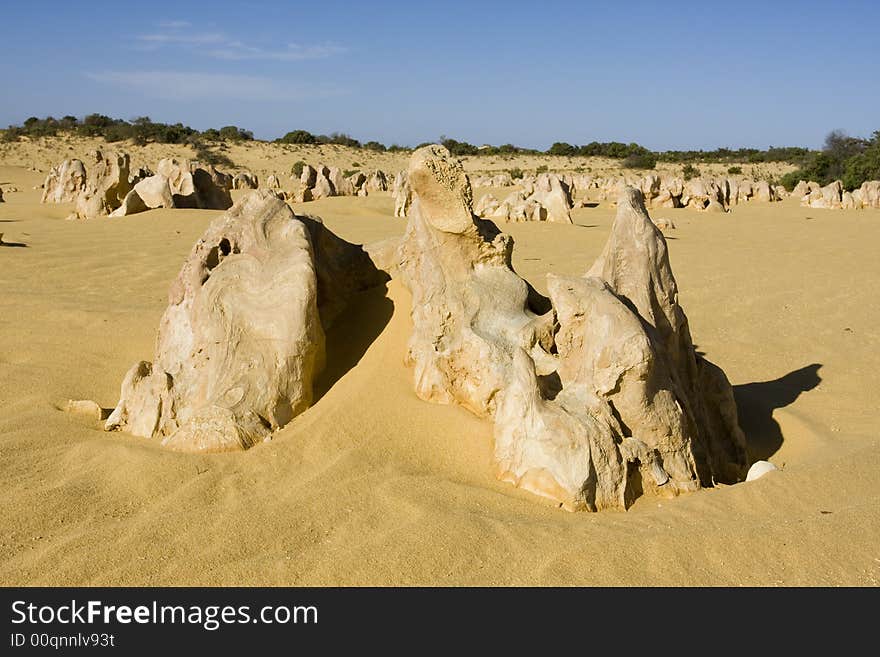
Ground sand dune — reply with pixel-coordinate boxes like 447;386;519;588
1;163;878;586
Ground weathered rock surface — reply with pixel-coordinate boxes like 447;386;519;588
41;159;87;203
365;170;388;193
493;189;746;509
396;145;555;417
105;191;388;451
68;150;137;220
110;159;233;216
232;172;259;190
397;148;748;511
528;173;573;223
106;191;325;450
392;170;412;217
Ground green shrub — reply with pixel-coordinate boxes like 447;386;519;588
316;132;361;148
842;131;880;190
280;130;317;144
621;151;657;169
779;170;804;191
727;166;742;175
682;163;700;180
507;167;524;180
219;125;252;141
548;142;577;156
439;136;479;156
291;160;307;177
535;165;548;174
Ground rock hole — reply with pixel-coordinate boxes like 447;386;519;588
624;459;644;509
205;246;220;272
205;238;233;275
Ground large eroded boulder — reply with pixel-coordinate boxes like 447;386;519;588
105;191;326;451
105;190;389;450
396;145;555;417
493;188;747;509
397;148;747;511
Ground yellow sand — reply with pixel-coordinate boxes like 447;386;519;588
1;155;878;586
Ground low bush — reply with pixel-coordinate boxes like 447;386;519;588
682;163;700;180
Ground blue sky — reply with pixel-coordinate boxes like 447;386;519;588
0;0;877;150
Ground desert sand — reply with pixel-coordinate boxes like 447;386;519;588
1;142;879;585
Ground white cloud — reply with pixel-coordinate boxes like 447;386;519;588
157;20;191;29
133;24;346;61
85;70;344;102
138;32;226;46
206;42;347;62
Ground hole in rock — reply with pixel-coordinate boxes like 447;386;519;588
623;459;644;509
205;246;220;271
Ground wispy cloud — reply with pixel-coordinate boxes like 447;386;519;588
133;23;346;62
85;70;345;102
206;42;347;62
138;32;226;46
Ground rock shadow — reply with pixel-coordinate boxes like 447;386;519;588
312;283;394;402
733;363;822;461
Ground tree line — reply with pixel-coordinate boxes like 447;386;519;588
3;115;878;188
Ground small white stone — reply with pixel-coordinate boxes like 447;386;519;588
746;460;779;482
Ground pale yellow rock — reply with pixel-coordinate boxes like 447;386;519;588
41;159;86;203
106;191;326;451
64;399;105;421
494;187;747;510
397;144;554;417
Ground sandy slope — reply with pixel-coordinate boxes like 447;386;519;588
0;136;796;186
1;164;878;586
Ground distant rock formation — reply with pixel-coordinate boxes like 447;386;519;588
112;158;233;216
232;172;259;190
41;153;233;219
295;164;393;202
392;171;411;217
41;159;86;203
67;150;139;220
797;179;880;209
